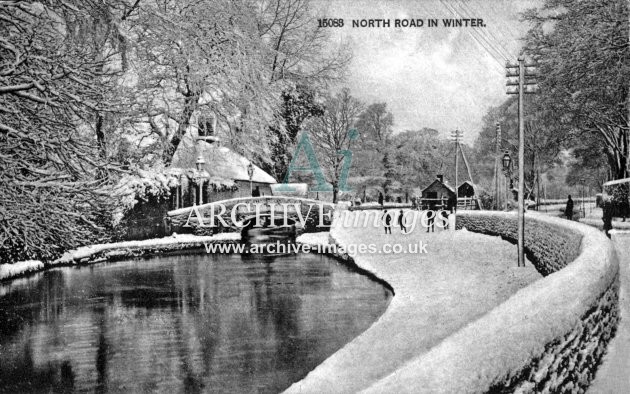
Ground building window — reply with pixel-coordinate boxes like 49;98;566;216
198;115;214;137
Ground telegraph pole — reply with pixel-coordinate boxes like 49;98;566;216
494;122;502;210
451;129;463;213
506;56;537;268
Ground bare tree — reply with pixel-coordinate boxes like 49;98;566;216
255;0;352;84
308;89;364;202
118;0;284;166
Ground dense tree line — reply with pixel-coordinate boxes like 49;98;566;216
473;0;629;195
0;0;349;263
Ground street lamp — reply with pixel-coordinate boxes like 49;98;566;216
502;150;512;211
247;162;254;197
195;155;206;205
195;155;205;171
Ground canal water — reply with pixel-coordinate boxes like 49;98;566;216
0;252;391;393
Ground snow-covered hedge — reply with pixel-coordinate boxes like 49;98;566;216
456;211;583;276
364;211;619;393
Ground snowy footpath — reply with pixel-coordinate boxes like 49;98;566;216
589;230;630;393
287;211;542;393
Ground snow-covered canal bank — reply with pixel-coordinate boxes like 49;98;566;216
288;211;542;393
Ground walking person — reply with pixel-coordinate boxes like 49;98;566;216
565;195;574;220
603;198;613;238
398;209;407;233
381;209;392;234
378;191;384;206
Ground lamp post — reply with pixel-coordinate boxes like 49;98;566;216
247;162;254;197
195;155;206;205
580;178;586;217
502;150;512;211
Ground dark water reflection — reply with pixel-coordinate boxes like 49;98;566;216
0;253;391;393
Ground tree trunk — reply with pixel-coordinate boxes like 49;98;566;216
95;113;106;158
162;94;198;166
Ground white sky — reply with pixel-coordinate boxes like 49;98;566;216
312;0;540;144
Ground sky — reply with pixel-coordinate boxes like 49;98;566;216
312;0;541;144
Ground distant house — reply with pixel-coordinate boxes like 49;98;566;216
457;181;481;209
457;181;477;198
421;175;455;208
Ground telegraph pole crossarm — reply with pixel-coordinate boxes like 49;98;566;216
506;57;538;268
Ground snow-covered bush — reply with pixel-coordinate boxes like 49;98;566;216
603;178;630;218
114;169;180;220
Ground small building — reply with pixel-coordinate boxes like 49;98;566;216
457;181;476;198
457;181;481;210
421;175;456;208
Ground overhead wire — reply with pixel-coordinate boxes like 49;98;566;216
437;0;507;73
453;0;515;60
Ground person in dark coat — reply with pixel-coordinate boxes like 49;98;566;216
565;195;574;220
398;209;407;233
603;199;613;238
426;202;436;232
378;192;384;206
381;209;392;234
447;193;457;213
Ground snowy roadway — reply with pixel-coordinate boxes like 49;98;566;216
289;211;542;393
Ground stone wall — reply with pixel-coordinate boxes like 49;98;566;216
491;278;618;393
364;211;619;393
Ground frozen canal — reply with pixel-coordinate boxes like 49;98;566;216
0;252;391;393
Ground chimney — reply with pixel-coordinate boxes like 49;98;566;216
437;174;444;183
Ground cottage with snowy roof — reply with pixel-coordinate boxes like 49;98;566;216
168;130;277;208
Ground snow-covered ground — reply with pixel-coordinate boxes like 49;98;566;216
0;233;241;281
579;207;630;230
0;260;43;281
296;231;330;247
286;210;542;394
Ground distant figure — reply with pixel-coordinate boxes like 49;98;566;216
382;209;392;234
378;192;384;206
447;193;457;213
426;202;436;233
252;186;261;197
603;199;613;238
398;210;407;233
565;195;574;220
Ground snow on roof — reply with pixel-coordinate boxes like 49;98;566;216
171;135;276;184
421;179;455;194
